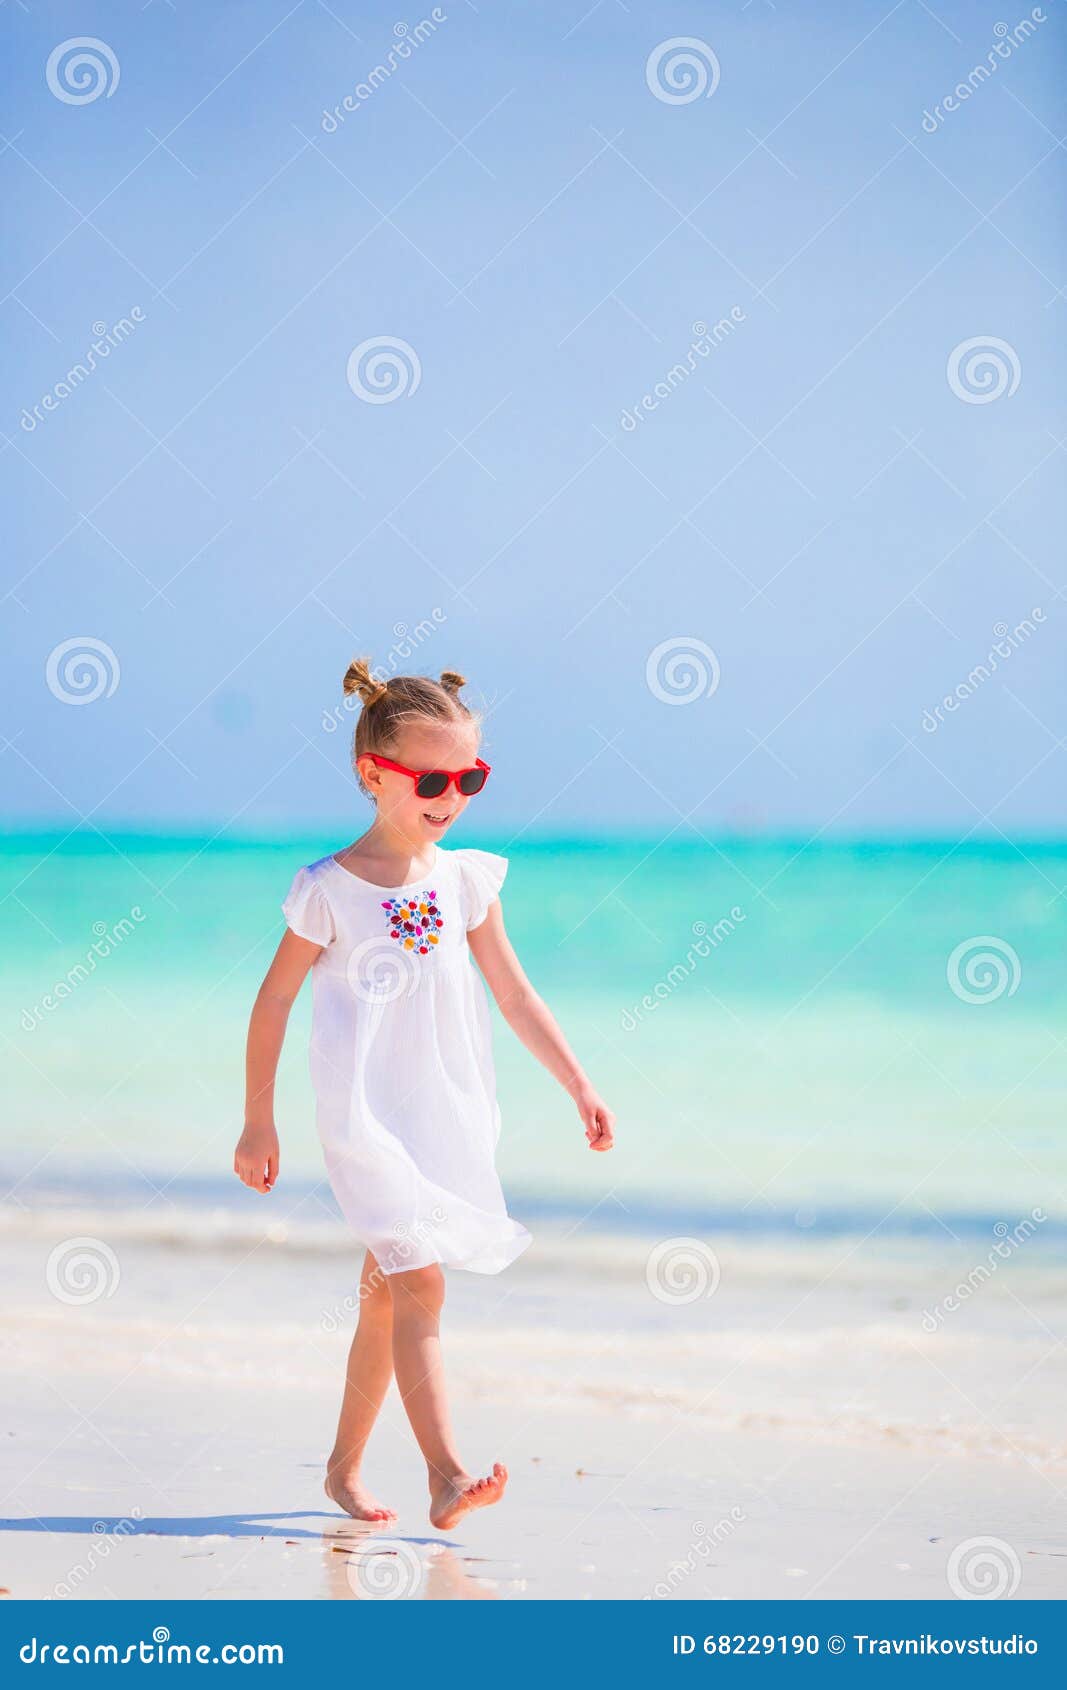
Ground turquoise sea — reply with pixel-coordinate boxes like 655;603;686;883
3;830;1065;1243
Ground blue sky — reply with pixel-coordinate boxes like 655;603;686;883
4;0;1065;835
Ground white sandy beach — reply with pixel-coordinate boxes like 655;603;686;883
2;1202;1065;1601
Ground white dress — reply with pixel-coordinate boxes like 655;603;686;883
282;844;532;1276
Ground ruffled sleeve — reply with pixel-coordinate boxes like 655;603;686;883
459;849;508;931
282;865;336;947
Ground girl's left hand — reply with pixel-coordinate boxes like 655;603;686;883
575;1086;615;1152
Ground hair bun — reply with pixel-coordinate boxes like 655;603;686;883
343;657;388;707
439;669;466;695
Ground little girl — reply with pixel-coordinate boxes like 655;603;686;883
234;660;615;1531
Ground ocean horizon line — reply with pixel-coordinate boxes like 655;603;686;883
4;825;1067;857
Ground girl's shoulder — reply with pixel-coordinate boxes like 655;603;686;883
303;852;340;881
281;855;339;946
442;846;509;931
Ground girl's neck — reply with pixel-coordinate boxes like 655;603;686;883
342;821;437;878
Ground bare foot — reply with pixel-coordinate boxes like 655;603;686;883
429;1464;508;1530
324;1471;397;1522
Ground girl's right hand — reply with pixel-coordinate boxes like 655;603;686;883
234;1122;279;1193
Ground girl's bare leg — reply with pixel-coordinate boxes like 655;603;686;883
388;1263;507;1529
324;1250;398;1521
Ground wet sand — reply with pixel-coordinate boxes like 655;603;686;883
2;1205;1064;1600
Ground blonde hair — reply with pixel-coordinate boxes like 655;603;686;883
342;657;479;795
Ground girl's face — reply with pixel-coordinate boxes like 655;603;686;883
358;719;484;846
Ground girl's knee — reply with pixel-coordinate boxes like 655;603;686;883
358;1257;393;1322
389;1262;445;1315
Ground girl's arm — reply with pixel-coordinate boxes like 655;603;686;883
234;930;322;1193
468;901;615;1153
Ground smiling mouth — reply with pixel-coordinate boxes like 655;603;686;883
423;811;452;826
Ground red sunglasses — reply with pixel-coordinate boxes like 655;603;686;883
363;754;491;799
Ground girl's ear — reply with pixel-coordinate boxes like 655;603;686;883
355;753;382;793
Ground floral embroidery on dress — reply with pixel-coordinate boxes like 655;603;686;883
381;889;444;956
